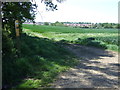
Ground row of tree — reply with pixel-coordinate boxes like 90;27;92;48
93;23;120;29
44;21;120;29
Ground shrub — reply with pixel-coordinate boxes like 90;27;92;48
44;22;49;25
88;40;107;49
75;38;107;49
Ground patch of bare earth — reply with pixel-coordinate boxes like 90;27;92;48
50;44;119;88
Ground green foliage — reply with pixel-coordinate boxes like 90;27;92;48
2;30;17;61
101;23;113;28
54;21;64;26
95;36;118;45
90;23;119;29
3;33;78;88
106;44;119;52
75;38;107;49
2;1;68;89
44;22;49;25
51;23;56;26
23;25;119;52
2;3;37;88
2;2;36;38
2;3;37;79
23;24;118;33
50;21;64;26
42;0;65;11
58;40;70;44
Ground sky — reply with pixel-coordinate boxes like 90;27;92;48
34;0;119;23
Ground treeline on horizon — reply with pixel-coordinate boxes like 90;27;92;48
34;21;120;29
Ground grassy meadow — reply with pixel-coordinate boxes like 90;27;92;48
23;24;119;52
3;25;79;88
4;24;119;89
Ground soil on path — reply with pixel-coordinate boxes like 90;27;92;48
50;44;119;88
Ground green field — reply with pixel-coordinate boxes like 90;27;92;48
23;24;119;52
4;24;119;88
3;28;79;88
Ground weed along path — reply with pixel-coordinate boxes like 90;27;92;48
50;44;119;88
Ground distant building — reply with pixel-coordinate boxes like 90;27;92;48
64;23;93;28
35;22;51;25
23;22;34;24
35;22;44;25
23;21;94;28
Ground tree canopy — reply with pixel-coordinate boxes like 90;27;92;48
2;0;66;60
2;0;65;37
2;1;65;87
2;2;37;37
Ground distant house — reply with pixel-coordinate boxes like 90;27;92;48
64;23;93;28
23;22;34;24
35;22;44;25
35;22;51;25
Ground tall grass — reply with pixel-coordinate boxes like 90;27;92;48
23;24;119;52
23;24;118;33
3;33;78;88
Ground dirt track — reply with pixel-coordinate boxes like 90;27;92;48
50;44;119;88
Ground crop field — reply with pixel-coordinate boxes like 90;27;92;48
23;24;119;52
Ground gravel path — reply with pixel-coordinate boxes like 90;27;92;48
50;44;119;88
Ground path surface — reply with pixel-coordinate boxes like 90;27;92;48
50;44;119;88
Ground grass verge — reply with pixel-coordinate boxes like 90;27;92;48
3;32;79;89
